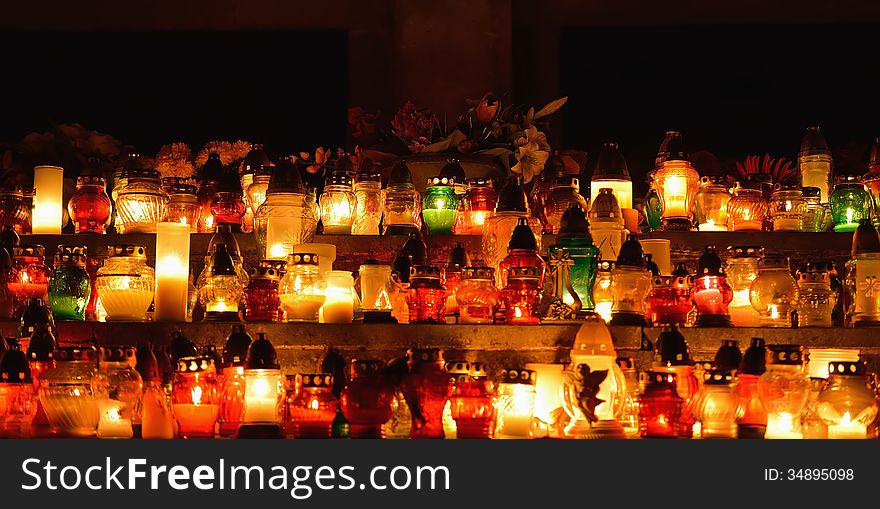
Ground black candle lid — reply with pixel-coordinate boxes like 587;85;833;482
462;266;495;281
766;344;804;365
641;370;678;387
26;327;55;362
297;373;334;388
593;142;630;180
210;244;237;276
714;340;742;371
268;156;305;194
1;338;30;383
727;245;764;258
739;338;767;375
702;368;735;386
199;152;227;181
659;131;688;162
557;203;592;241
446;243;470;270
616;235;646;268
645;254;660;277
223;324;253;366
827;361;867;377
240;143;271;176
697;246;724;276
445;360;471;375
401;233;428;265
508;218;538;251
498;368;537;385
135;343;162;383
245;332;280;370
656;325;690;366
99;345;137;364
176;355;216;373
495;177;529;213
169;330;199;365
799;126;831;157
852;219;880;255
21;298;54;336
388;160;414;187
439;158;466;182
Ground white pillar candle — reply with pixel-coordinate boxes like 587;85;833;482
32;165;64;234
321;270;355;323
155;222;191;322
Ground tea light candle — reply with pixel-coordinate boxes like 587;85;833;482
698;219;726;232
243;369;284;423
32;165;64;234
765;412;802;439
525;363;564;428
827;411;867;439
96;399;133;439
321;270;355;323
154;222;190;322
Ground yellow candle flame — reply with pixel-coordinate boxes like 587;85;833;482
310;398;320;411
514;307;523;318
769;304;779;320
472;211;487;226
250;377;271;398
840;411;853;427
204;215;214;229
20;272;29;284
269;243;287;259
657;414;667;425
785;200;792;212
180;217;188;225
105;406;122;422
192;386;203;405
847;208;854;224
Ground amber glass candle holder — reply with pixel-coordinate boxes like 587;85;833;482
0;338;36;438
115;169;167;234
242;266;282;322
172;356;220;438
455;266;501;324
757;345;810;439
405;266;447;324
638;371;683;438
164;182;200;231
0;187;30;234
219;325;252;437
340;360;394;438
68;176;112;233
288;373;338;438
93;346;142;439
646;265;693;327
653;132;699;231
736;338;767;438
96;244;154;322
9;245;50;316
749;256;799;327
816;361;878;439
691;368;743;438
39;346;100;437
796;264;837;327
694;176;731;231
727;181;768;231
320;173;356;235
769;183;805;231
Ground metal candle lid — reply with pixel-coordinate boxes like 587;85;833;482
13;245;45;259
498;368;537;385
702;368;735;385
177;355;216;373
107;244;147;259
462;266;495;281
445;360;471;375
297;373;334;388
287;252;319;266
99;345;137;364
727;245;764;258
767;344;804;366
427;175;455;187
827;361;867;377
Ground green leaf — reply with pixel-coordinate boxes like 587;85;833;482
420;130;467;153
533;96;568;120
475;147;512;157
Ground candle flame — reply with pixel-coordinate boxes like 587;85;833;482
250;377;271;398
776;412;794;432
191;386;203;405
847;207;854;224
309;398;320;411
105;406;122;422
204;215;214;229
769;304;779;320
179;217;188;225
472;211;487;226
293;274;303;293
743;207;751;220
269;243;287;259
706;219;715;227
595;301;613;323
514;307;523;318
657;414;667;425
840;411;852;426
20;272;29;284
785;200;792;212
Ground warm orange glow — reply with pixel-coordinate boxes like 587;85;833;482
309;398;320;411
471;211;487;227
192;386;203;405
375;287;391;310
769;304;779;320
20;272;29;284
514;306;523;318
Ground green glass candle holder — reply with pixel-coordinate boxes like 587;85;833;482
829;176;869;233
422;176;460;234
47;246;91;321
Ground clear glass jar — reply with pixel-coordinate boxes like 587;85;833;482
241;363;285;427
422;176;460;235
797;266;837;327
691;369;742;438
801;186;831;232
815;361;879;439
382;161;421;235
93;346;142;439
495;368;537;438
96;244;155;321
653;138;700;230
799;126;832;203
455;266;501;324
610;265;651;326
694;176;731;231
280;253;325;322
115;169;167;234
457;177;496;235
68;176;112;233
543;176;588;234
770;184;806;231
589;188;626;262
48;245;91;321
352;170;383;235
749;256;799;327
247;168;272;212
829;176;870;233
358;264;394;313
199;244;245;321
592;261;615;322
39;346;100;437
758;345;810;439
320;173;356;234
255;191;318;260
164;183;200;231
616;357;640;436
725;245;763;327
727;182;768;231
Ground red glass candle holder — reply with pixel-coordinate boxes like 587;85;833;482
9;246;50;316
171;356;220;438
68;176;111;233
242;266;282;322
197;180;220;233
645;269;692;326
340;360;394;438
455;267;501;324
210;191;246;229
501;266;541;325
447;361;495;438
692;275;733;326
219;365;245;437
85;255;102;321
288;373;338;438
638;371;683;438
498;249;546;289
405;266;447;324
457;177;497;235
0;188;31;234
400;348;452;438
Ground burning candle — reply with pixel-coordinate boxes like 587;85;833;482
320;270;355;323
32;165;64;234
826;411;866;439
698;219;726;232
96;399;133;439
154;222;191;322
495;369;537;438
172;356;220;438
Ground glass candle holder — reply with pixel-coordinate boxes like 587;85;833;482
643;170;663;232
653;132;699;231
849;220;880;326
279;253;325;322
9;245;50;316
591;142;633;210
351;170;384;235
816;361;879;439
769;183;805;231
736;338;768;438
725;245;763;327
829;175;870;233
164;183;200;231
638;371;683;438
749;256;799;327
547;203;600;313
560;319;626;438
797;264;837;327
613;358;640;437
93;346;142;439
495;368;536;438
543;177;588;235
48;245;91;321
400;348;451;439
691;369;742;438
39;346;100;437
209;191;246;229
340;360;394;438
68;176;111;234
322;270;356;323
422;176;460;234
498;218;546;288
199;244;244;321
646;266;692;327
246;167;272;212
96;244;154;321
691;246;733;327
588;188;627;262
288;374;337;438
799;126;832;203
382;160;422;236
242;266;282;322
758;345;810;439
592;261;615;323
694;176;731;231
454;266;501;324
654;326;699;438
358;263;394;315
240;334;285;428
609;236;652;326
0;187;31;234
457;177;496;235
446;362;496;439
218;325;251;437
501;266;541;325
481;178;542;271
32;165;64;234
172;356;220;438
727;182;768;231
320;173;356;234
405;266;446;323
0;338;36;438
115;169;166;234
800;186;831;232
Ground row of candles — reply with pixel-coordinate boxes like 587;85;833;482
4;209;880;328
0;318;875;439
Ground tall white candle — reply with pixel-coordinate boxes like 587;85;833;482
155;222;191;321
33;165;64;234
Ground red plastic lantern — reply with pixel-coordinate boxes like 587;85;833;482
340;360;394;438
691;246;733;327
400;348;451;438
288;373;338;438
447;361;496;439
501;266;541;325
405;266;447;324
171;356;220;438
498;218;547;288
638;371;683;438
